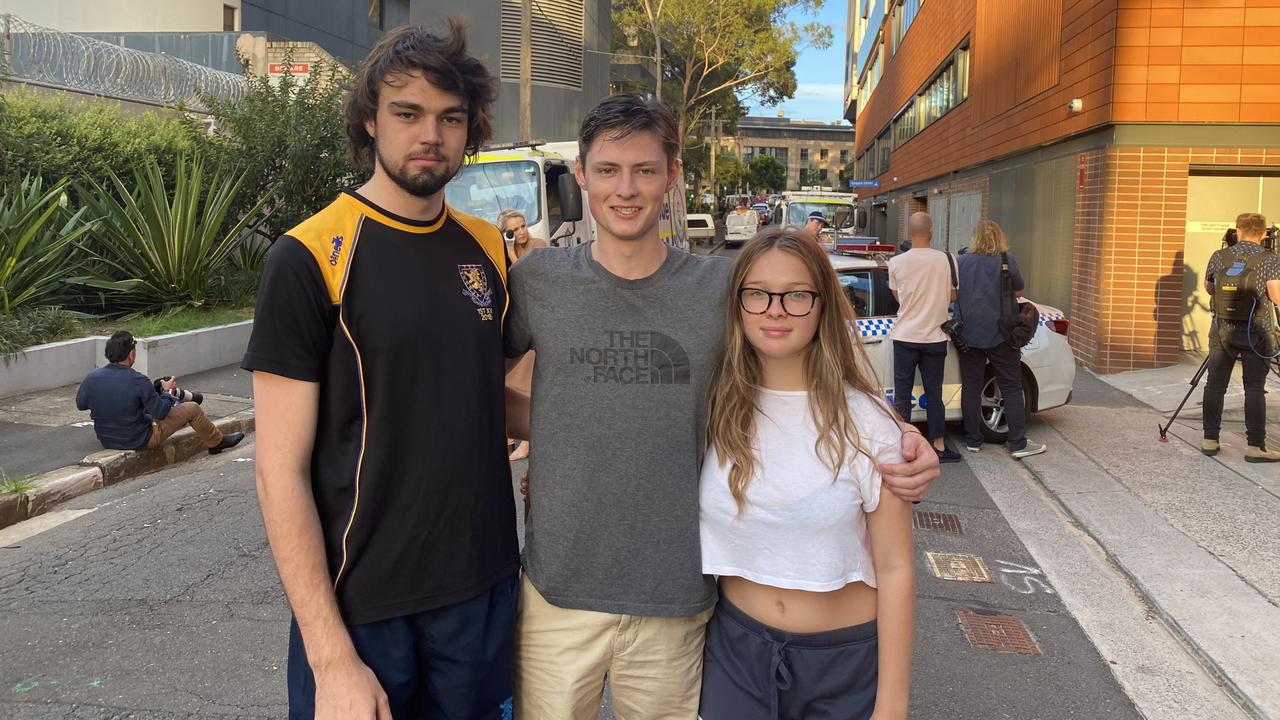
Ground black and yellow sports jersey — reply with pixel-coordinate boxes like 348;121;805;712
243;190;517;625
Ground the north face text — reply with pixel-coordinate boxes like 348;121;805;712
570;331;691;385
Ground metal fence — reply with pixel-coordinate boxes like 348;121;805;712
1;15;245;110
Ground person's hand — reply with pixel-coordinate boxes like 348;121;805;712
313;657;392;720
520;470;530;517
160;376;178;393
880;429;939;503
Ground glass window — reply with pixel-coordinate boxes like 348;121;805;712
368;0;383;29
223;5;237;31
800;148;810;163
839;270;873;317
790;202;856;230
820;148;829;161
840;149;850;164
444;160;542;226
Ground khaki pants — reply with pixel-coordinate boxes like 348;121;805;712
146;401;222;449
514;574;713;720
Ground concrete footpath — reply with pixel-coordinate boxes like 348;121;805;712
0;365;255;530
969;364;1278;719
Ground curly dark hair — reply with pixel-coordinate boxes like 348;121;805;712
344;19;497;170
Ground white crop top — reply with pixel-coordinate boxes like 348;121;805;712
699;386;904;591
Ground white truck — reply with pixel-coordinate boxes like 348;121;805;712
444;141;689;251
772;190;860;252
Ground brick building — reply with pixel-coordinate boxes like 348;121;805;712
843;0;1280;372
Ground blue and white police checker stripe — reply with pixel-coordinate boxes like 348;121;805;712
854;312;1064;338
855;318;895;337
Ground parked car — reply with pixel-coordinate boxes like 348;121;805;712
724;210;760;248
687;213;716;245
830;252;1075;442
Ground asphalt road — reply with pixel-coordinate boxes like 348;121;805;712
0;419;1146;720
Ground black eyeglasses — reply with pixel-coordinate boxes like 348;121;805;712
738;287;821;316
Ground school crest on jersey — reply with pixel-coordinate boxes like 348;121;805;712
458;264;493;307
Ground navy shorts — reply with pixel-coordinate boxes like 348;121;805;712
698;596;879;720
288;572;518;720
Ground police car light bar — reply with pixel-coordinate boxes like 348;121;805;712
834;238;896;254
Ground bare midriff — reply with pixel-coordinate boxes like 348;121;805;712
719;575;877;634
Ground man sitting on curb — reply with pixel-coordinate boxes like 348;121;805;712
75;330;244;454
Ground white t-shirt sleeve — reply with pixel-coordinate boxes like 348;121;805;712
849;392;905;513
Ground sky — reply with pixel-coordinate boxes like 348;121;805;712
743;0;848;124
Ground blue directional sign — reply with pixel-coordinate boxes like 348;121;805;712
848;179;880;189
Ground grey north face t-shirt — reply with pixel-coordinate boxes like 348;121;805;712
504;241;731;616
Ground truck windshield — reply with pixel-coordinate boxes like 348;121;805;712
790;202;855;230
444;160;542;225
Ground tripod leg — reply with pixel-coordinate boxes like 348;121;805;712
1159;355;1212;441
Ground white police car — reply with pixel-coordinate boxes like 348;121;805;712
832;252;1076;442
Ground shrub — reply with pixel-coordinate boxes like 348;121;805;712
0;175;95;312
200;56;356;240
0;90;205;192
0;306;85;355
69;155;267;314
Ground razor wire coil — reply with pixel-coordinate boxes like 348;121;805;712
1;15;246;110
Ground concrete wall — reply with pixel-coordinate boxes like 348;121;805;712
1;322;253;399
412;0;611;144
241;0;410;63
6;0;240;33
0;338;102;400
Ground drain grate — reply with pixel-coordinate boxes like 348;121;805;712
913;511;963;534
957;610;1041;655
925;552;992;582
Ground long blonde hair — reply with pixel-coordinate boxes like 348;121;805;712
969;219;1008;256
706;226;894;513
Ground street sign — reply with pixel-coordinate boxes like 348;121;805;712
268;62;310;75
848;179;880;189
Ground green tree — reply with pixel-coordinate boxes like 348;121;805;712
713;152;747;196
748;155;787;193
615;0;831;145
198;56;356;241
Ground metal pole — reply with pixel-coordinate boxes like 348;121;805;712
709;104;717;203
519;0;532;141
650;12;661;102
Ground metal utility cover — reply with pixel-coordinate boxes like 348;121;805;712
957;610;1042;655
926;552;992;582
913;511;963;534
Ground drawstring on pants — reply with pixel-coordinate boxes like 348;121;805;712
769;639;793;719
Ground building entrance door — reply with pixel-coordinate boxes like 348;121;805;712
949;192;982;252
1182;174;1280;353
927;195;949;250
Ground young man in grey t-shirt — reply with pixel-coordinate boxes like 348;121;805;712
504;94;940;719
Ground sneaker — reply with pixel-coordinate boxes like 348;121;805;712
1201;439;1220;456
1011;440;1046;459
191;391;204;405
965;443;982;453
209;431;245;455
936;447;962;463
1245;445;1280;463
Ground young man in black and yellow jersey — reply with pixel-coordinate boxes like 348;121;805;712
242;22;525;720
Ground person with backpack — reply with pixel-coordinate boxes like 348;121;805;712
954;220;1046;459
1202;212;1280;462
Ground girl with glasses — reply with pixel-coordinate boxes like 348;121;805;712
699;226;915;720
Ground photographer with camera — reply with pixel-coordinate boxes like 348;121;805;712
75;330;243;454
499;209;548;266
1201;212;1280;462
